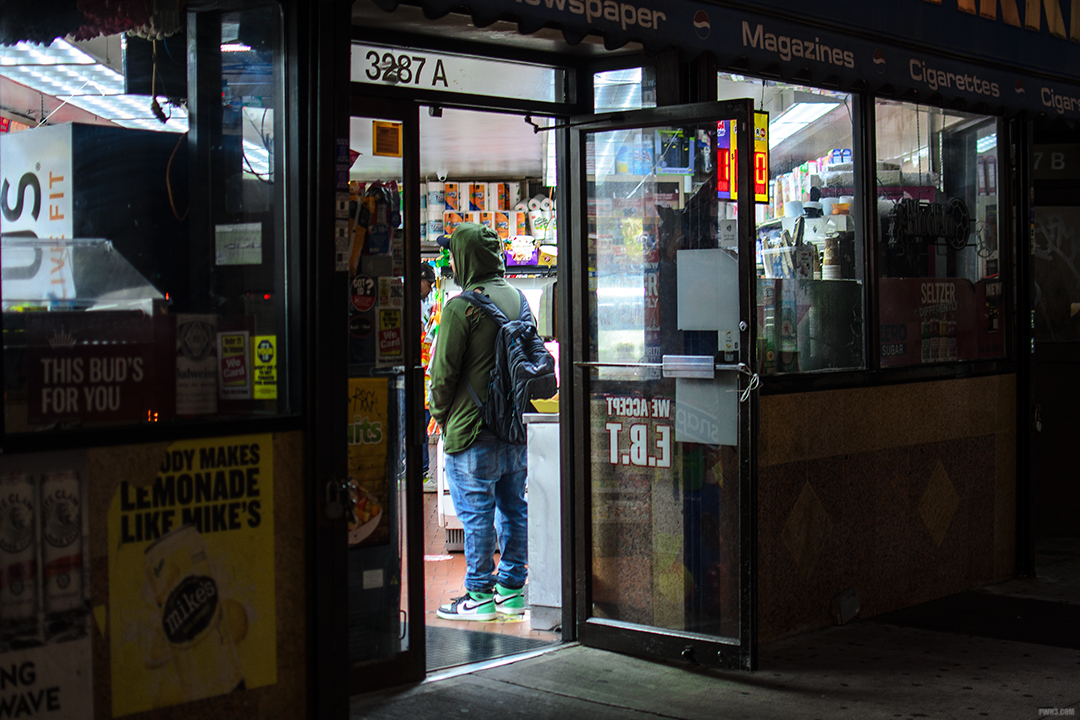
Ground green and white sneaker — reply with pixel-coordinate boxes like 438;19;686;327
494;583;526;615
437;590;496;621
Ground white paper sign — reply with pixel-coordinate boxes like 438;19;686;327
0;125;74;239
0;640;93;720
675;375;738;447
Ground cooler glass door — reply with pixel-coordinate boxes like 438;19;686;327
570;99;758;670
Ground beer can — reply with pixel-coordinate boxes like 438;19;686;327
0;473;39;631
41;471;83;615
145;525;244;701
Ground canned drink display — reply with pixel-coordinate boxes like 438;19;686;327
0;473;39;639
41;471;83;617
145;525;244;701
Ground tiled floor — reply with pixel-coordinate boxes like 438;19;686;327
422;490;560;642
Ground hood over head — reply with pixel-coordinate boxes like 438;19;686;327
447;222;505;289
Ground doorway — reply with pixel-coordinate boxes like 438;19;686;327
417;107;563;671
346;103;565;677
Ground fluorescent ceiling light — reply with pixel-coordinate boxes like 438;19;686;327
0;39;95;66
0;38;125;102
768;102;838;148
595;68;641;86
221;43;252;53
243;139;270;176
0;38;190;132
64;94;188;132
976;133;997;153
1;63;124;95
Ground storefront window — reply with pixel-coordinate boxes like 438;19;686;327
875;101;1005;366
717;75;864;375
1;3;291;434
593;68;656;113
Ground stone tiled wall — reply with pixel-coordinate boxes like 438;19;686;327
757;376;1017;642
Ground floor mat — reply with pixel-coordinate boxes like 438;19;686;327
872;591;1080;649
426;625;555;672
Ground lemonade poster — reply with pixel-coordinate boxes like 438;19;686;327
108;434;276;716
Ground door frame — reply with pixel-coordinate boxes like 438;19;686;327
330;95;427;695
566;99;759;671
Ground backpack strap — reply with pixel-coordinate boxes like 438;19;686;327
516;291;534;326
451;288;529;410
451;289;511;326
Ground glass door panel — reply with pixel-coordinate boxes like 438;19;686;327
573;100;757;670
344;105;425;692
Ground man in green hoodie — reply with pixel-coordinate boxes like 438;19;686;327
429;223;527;621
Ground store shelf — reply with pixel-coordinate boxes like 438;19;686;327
757;214;855;234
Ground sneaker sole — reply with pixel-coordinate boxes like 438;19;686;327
495;604;525;615
436;609;496;621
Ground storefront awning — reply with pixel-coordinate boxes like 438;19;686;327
370;0;1080;121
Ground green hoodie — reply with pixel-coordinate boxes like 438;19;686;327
429;223;522;453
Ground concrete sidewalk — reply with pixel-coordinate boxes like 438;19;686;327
351;617;1079;720
352;545;1080;720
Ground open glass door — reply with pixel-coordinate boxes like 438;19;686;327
340;98;426;692
569;99;759;669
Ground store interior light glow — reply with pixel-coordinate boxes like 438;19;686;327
1;63;123;95
65;93;189;132
243;139;271;176
904;145;930;167
977;133;997;153
594;68;641;86
768;102;838;148
0;38;187;132
0;40;95;66
596;286;645;298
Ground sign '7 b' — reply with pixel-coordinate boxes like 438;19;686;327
605;423;672;468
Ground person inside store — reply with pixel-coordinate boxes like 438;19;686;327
428;223;527;621
420;261;437;490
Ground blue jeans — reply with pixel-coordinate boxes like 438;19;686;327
443;440;528;592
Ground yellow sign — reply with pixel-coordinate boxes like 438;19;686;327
252;335;278;400
108;434;275;716
347;378;389;546
372;121;403;157
719;111;770;203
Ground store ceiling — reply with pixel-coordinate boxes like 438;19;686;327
420;108;547;180
350;108;549;181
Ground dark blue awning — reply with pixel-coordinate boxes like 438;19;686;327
369;0;1080;120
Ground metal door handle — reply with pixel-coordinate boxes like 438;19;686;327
573;358;749;379
662;355;714;379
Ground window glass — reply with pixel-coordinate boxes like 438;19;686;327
875;101;1005;365
717;74;864;375
1;4;291;433
593;68;656;112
